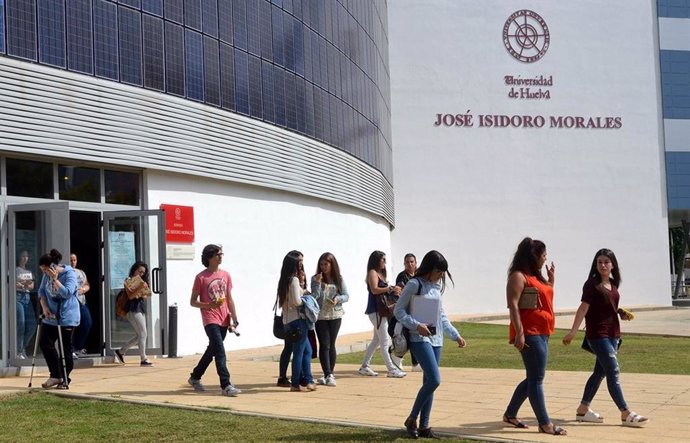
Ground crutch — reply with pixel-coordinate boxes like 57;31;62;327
55;309;70;389
28;315;44;388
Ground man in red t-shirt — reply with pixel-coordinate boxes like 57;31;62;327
188;244;241;397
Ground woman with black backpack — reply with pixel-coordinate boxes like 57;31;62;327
394;250;466;439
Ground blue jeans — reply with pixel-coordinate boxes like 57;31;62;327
505;334;551;425
16;293;37;352
72;303;93;351
288;319;313;387
408;341;442;429
582;337;628;411
191;324;231;389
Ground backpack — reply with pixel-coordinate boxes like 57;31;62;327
388;278;422;359
115;289;128;319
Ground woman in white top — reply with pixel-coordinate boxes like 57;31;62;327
278;252;316;392
15;250;36;359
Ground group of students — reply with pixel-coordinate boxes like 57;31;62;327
33;238;649;438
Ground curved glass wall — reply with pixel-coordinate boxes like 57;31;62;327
0;0;392;180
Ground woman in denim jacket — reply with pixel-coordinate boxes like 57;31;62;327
394;250;466;439
311;252;349;387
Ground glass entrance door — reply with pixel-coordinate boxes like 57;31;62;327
103;210;167;357
8;202;70;365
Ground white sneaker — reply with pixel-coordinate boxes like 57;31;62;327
41;377;62;389
316;376;326;385
412;364;423;372
325;374;337;386
391;355;404;371
358;366;378;376
387;368;407;378
222;384;242;397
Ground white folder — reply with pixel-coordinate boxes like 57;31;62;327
411;296;441;325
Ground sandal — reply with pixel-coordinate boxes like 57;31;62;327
576;408;604;423
622;411;648;427
538;423;567;436
502;415;529;429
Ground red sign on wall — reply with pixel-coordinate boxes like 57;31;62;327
160;204;195;243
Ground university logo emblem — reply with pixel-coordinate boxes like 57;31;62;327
503;10;550;63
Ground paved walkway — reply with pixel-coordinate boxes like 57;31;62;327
0;307;688;442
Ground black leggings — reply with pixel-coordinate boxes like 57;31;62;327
315;318;342;376
39;323;74;381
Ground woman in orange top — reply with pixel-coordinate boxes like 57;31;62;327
502;237;566;436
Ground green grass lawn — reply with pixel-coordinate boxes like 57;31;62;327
337;322;690;375
0;393;476;442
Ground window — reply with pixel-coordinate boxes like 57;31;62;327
293;18;304;77
184;0;201;30
118;6;143;85
203;36;220;106
258;0;272;60
283;11;293;71
6;158;53;199
219;42;235;110
246;0;259;55
7;0;38;61
217;0;232;44
58;165;100;202
232;0;247;50
105;170;140;205
273;66;285;126
185;29;204;101
201;0;218;37
233;48;249;114
271;4;283;66
142;0;163;16
163;0;183;23
37;0;66;67
0;0;5;53
284;71;296;130
119;0;141;8
261;60;274;122
164;22;185;96
295;77;306;134
248;54;262;118
143;14;165;91
94;0;118;80
66;0;94;74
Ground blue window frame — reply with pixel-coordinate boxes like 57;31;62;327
184;29;204;101
246;0;259;55
37;0;66;67
203;35;220;105
261;59;274;122
164;0;183;23
233;47;249;114
184;0;201;30
232;0;247;50
93;0;118;79
217;0;232;44
248;53;262;118
219;42;235;110
143;14;165;91
118;6;142;85
258;0;271;60
164;21;185;96
201;0;218;37
142;0;163;16
66;0;93;74
7;0;38;60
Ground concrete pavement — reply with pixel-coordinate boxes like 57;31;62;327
0;306;688;442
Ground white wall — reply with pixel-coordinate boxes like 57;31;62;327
389;0;671;315
146;171;391;355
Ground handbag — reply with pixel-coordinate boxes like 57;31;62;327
376;291;398;318
285;327;303;343
272;299;286;340
518;287;539;309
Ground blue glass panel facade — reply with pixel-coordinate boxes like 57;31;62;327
143;14;164;90
37;0;66;67
7;0;37;60
0;0;393;179
67;0;93;74
185;29;204;101
93;0;118;79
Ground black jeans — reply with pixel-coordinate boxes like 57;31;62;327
39;323;74;381
191;324;231;389
315;318;342;376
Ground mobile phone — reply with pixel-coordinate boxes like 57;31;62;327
427;325;437;335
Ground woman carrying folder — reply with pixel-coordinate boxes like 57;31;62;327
394;250;466;439
503;237;565;435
